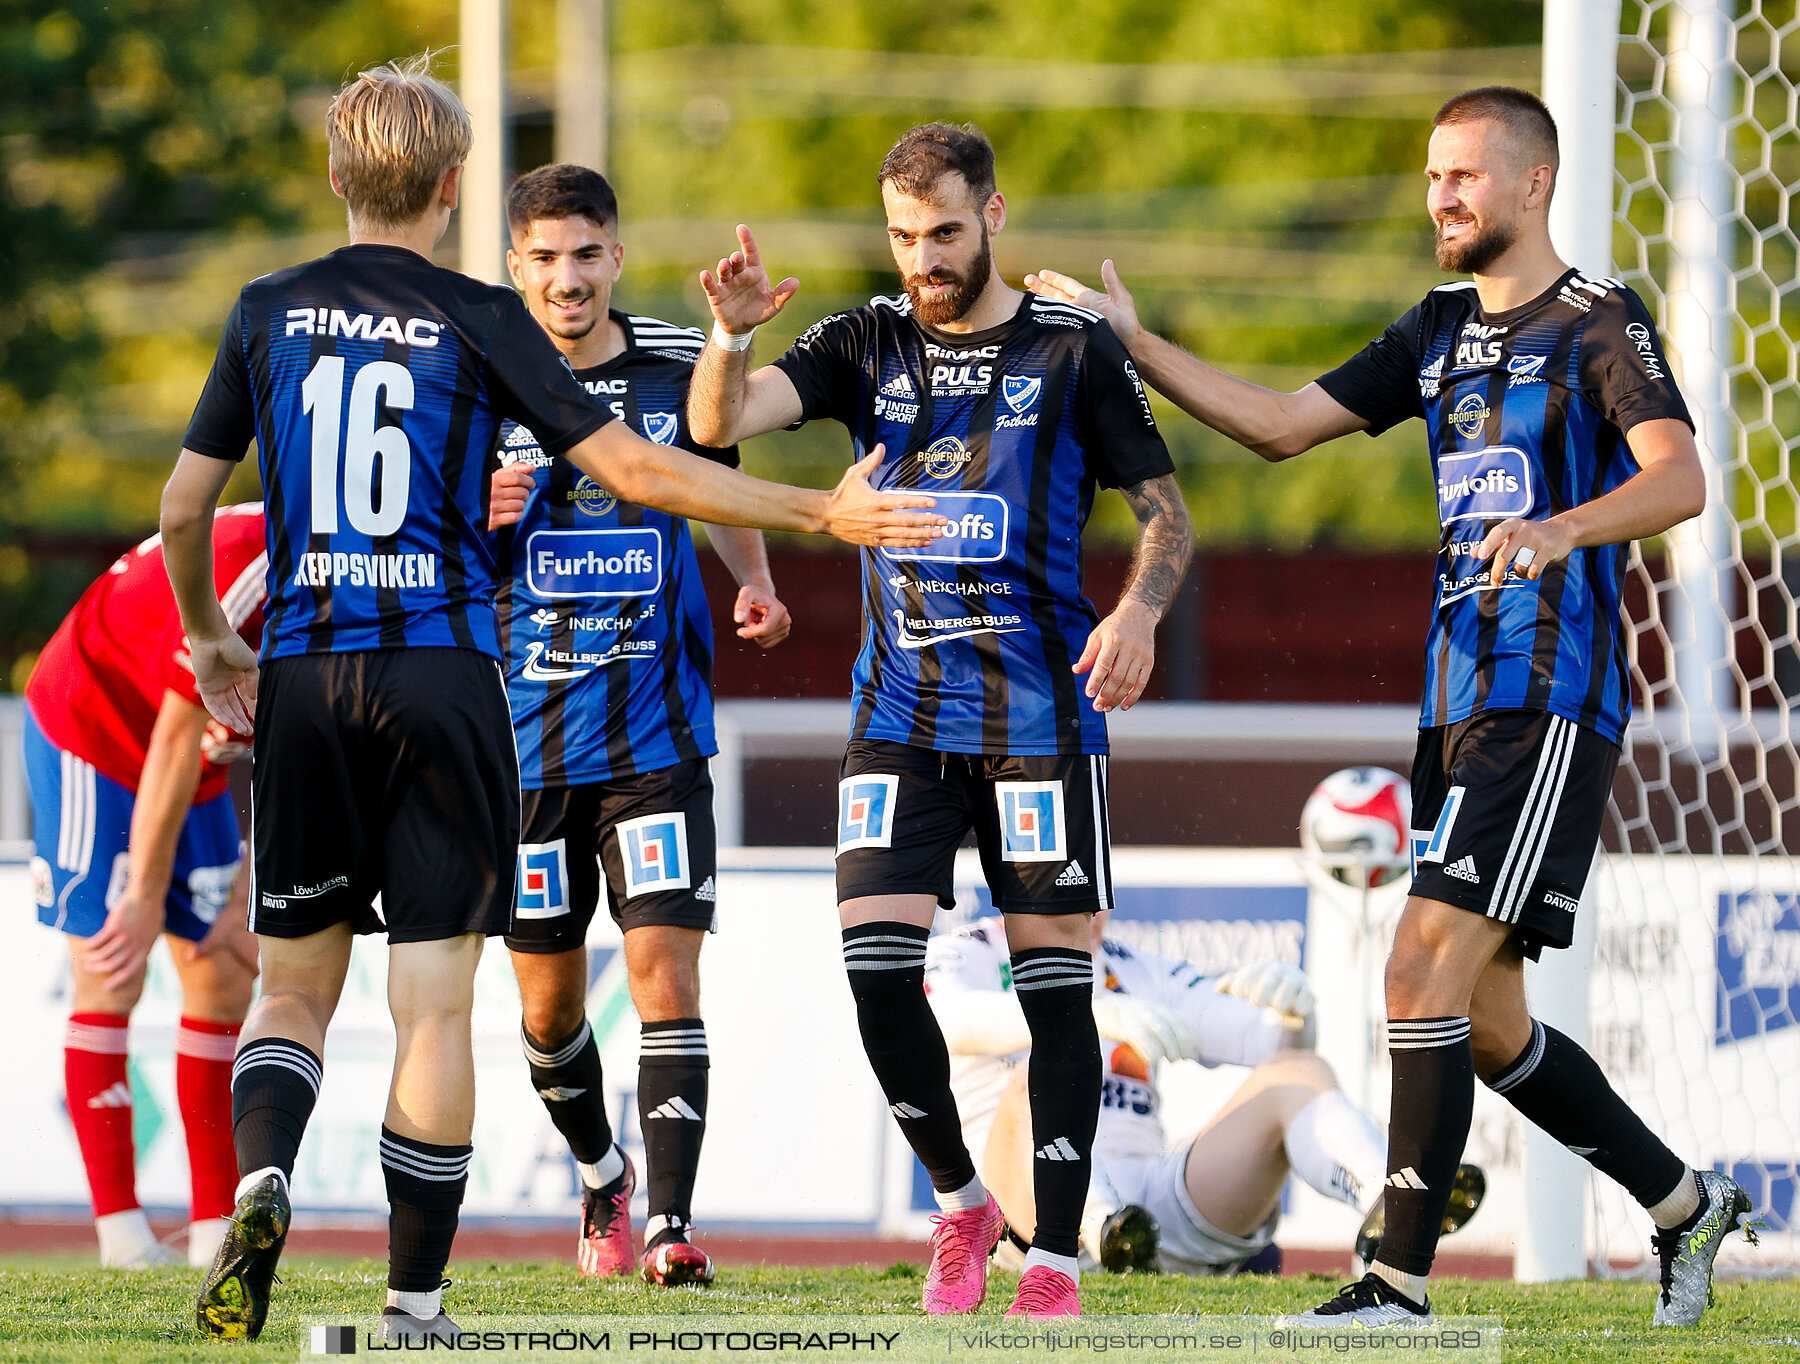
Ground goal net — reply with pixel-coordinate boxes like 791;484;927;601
1590;0;1798;1274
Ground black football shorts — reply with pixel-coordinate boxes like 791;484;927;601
835;739;1111;915
250;648;520;944
1410;708;1619;959
506;757;718;953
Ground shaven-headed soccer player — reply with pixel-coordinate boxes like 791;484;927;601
493;165;790;1287
1028;86;1753;1327
688;123;1193;1319
163;57;940;1344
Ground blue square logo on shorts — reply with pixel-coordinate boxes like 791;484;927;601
617;814;689;898
998;781;1066;863
837;775;899;853
516;840;570;919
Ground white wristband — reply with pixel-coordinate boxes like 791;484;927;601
712;321;756;353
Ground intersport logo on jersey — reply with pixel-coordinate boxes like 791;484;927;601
526;528;664;598
881;491;1008;564
1435;447;1533;525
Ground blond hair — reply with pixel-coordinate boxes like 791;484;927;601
326;53;472;232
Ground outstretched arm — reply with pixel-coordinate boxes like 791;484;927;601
1074;473;1193;713
688;224;808;446
1027;261;1367;460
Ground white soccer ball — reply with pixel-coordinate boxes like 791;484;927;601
1299;766;1412;888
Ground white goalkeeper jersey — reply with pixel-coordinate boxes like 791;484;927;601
924;917;1289;1171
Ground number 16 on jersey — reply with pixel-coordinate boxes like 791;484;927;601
301;356;414;536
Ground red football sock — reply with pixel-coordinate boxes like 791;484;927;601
64;1013;136;1218
176;1016;242;1222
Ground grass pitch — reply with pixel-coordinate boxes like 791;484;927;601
0;1254;1793;1363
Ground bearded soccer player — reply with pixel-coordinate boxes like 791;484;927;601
492;164;790;1287
688;122;1193;1319
23;504;264;1271
1028;86;1752;1326
163;57;938;1344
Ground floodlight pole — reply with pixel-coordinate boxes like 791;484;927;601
460;0;510;284
1526;0;1622;1284
556;0;610;171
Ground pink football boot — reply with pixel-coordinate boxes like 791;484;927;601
921;1193;1005;1314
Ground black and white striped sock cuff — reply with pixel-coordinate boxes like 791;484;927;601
521;1020;591;1070
379;1127;473;1184
1010;949;1094;993
640;1020;709;1060
842;923;929;973
231;1038;323;1097
1387;1016;1472;1053
1485;1019;1547;1094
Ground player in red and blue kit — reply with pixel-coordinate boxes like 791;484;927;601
688;123;1193;1319
23;503;265;1272
491;165;791;1289
1027;87;1753;1328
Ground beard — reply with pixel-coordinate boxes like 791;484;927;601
1435;213;1518;275
903;227;992;326
542;290;599;340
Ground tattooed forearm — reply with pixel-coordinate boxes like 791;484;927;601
1119;474;1194;619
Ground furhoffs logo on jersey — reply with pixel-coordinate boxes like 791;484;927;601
571;477;617;518
881;491;1007;565
1716;890;1800;1045
837;775;899;853
515;840;570;919
998;781;1067;863
1436;447;1532;525
526;528;664;599
1450;391;1493;438
618;813;690;898
918;437;973;479
641;412;680;446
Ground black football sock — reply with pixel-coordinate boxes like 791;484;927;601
522;1019;615;1166
1010;947;1101;1260
842;922;977;1196
231;1037;322;1184
1485;1019;1689;1213
381;1127;471;1293
638;1018;710;1248
1374;1017;1475;1282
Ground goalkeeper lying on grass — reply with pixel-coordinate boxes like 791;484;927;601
925;911;1483;1277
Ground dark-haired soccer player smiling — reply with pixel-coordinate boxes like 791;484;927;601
1029;85;1754;1328
689;122;1193;1320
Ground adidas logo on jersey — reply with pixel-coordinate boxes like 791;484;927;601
1035;1137;1082;1162
537;1086;588;1101
878;374;916;398
1387;1167;1428;1190
87;1082;133;1109
647;1096;704;1121
890;1102;928;1120
1443;856;1481;884
1054;861;1090;887
695;875;717;903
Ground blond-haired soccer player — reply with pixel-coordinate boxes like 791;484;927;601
163;56;940;1342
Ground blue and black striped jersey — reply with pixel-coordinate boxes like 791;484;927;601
1317;269;1692;744
773;292;1174;756
493;312;739;788
182;244;610;661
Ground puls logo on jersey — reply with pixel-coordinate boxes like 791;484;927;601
1625;322;1668;382
925;341;1000;397
617;813;690;898
1507;353;1548;387
837;774;899;853
1455;339;1502;370
881;491;1007;564
503;425;554;470
918;436;974;479
998;781;1067;863
641;412;680;446
997;375;1043;430
526;528;663;598
571;477;617;518
1449;391;1493;439
515;840;570;919
1436;447;1531;524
